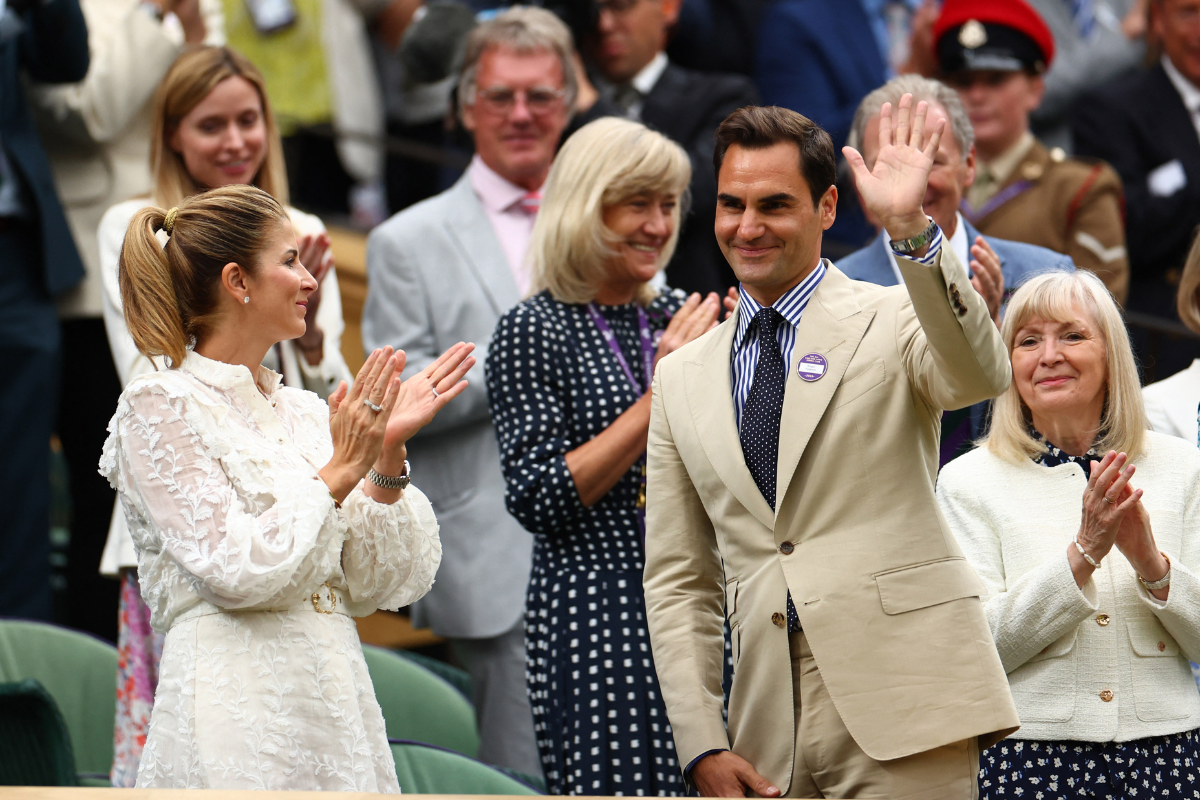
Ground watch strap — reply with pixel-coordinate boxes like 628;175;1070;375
367;460;410;491
888;216;939;255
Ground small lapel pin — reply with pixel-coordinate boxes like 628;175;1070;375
797;353;828;382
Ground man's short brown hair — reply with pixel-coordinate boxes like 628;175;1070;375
713;106;836;207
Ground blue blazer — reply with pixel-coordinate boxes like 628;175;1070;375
0;0;88;297
836;221;1076;296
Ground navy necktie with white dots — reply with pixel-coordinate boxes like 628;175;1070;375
739;307;801;632
740;308;785;508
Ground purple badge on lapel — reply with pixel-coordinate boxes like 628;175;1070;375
797;353;828;382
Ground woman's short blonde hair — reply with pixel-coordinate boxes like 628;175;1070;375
1177;228;1200;334
150;47;288;209
527;117;691;305
984;270;1146;462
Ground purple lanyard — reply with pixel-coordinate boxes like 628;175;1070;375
586;303;655;394
586;303;656;541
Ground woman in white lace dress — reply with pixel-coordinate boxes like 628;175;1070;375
100;183;476;791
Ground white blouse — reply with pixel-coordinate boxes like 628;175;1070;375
100;352;440;790
96;198;354;575
936;432;1200;744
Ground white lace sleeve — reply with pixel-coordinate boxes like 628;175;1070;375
339;484;442;612
112;382;344;611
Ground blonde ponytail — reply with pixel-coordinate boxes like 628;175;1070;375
117;185;290;368
119;207;190;367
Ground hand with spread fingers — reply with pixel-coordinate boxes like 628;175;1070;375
842;93;945;245
377;342;478;472
319;346;402;503
1070;450;1141;585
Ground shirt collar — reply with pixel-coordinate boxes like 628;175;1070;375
1163;54;1200;115
631;51;669;96
734;260;827;347
182;350;283;397
980;131;1035;187
468;154;532;214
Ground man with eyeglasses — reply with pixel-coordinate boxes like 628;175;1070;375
362;6;576;782
578;0;759;297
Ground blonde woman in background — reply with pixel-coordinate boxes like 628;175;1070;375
105;183;471;789
937;271;1200;798
94;46;352;785
485;117;720;796
1143;235;1200;446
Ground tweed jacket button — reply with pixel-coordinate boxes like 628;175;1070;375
779;542;794;555
1158;641;1167;652
949;283;958;294
1100;689;1114;702
1096;614;1110;626
771;612;786;628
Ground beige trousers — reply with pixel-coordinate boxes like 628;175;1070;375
787;632;979;800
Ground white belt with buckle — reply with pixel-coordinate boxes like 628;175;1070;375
173;582;351;625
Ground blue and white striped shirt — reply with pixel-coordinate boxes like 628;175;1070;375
730;231;943;428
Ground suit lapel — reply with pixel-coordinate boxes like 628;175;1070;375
775;265;875;510
682;318;776;529
442;175;521;315
1148;64;1200;170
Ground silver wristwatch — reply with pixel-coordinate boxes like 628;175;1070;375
367;461;411;491
888;216;939;255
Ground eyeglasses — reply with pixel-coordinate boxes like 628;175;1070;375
596;0;643;15
475;87;566;116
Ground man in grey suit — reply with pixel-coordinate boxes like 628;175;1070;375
361;7;576;778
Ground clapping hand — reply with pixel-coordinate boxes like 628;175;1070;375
376;342;477;471
654;293;721;371
842;94;945;246
969;236;1004;325
321;347;402;502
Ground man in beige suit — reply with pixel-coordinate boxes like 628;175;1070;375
644;99;1020;799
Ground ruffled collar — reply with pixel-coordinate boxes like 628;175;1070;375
181;350;283;398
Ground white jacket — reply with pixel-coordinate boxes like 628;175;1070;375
1144;358;1200;446
29;0;223;318
97;198;353;573
936;432;1200;742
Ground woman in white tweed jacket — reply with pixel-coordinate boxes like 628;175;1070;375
937;270;1200;799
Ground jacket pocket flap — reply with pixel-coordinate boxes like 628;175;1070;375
1127;619;1180;657
875;557;986;615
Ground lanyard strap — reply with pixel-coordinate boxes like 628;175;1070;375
586;303;655;395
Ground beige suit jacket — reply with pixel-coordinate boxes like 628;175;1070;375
644;249;1020;792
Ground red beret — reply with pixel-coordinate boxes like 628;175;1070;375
933;0;1055;70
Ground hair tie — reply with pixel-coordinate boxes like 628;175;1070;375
163;207;180;235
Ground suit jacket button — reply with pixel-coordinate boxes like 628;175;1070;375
956;305;968;317
779;542;794;555
1096;614;1110;626
1100;689;1114;702
949;283;958;293
1158;641;1167;652
771;612;786;628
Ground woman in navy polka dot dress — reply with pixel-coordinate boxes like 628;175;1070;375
486;118;722;796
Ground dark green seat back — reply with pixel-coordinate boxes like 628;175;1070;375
394;649;472;699
361;644;480;757
0;679;78;786
0;620;117;781
388;740;541;795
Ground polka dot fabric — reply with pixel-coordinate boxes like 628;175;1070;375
487;289;688;796
979;732;1200;798
738;307;785;511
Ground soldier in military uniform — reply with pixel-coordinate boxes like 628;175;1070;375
933;0;1130;304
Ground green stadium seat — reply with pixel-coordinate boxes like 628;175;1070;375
388;739;542;795
0;679;78;786
361;643;480;758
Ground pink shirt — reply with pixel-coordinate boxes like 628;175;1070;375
468;155;540;296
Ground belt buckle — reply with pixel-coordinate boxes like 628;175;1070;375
311;582;338;614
